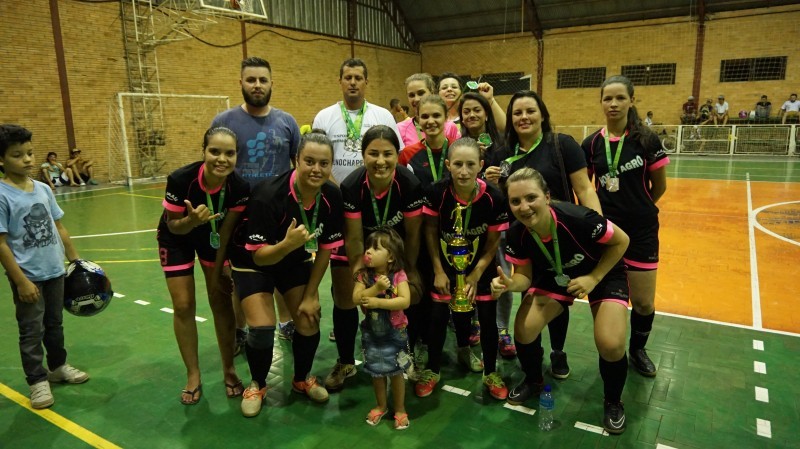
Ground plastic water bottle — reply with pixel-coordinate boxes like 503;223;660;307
538;384;554;431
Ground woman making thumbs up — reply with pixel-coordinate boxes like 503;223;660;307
157;126;250;406
491;167;631;434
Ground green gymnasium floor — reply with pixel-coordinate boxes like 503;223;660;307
0;155;798;448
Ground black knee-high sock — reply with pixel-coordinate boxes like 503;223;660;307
416;294;432;344
477;301;498;374
292;331;320;382
245;328;275;389
547;306;570;351
333;305;358;365
515;334;544;384
629;311;655;351
405;303;420;353
427;302;451;373
453;310;472;348
599;353;628;403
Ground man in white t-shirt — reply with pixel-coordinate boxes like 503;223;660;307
312;58;402;184
713;95;729;125
781;93;799;124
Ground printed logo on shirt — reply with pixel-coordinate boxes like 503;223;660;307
407;198;425;210
23;203;57;249
591;223;603;239
442;223;488;242
249;233;266;243
343;201;357;211
598;155;644;188
166;191;179;203
333;159;364;167
327;230;342;240
365;210;403;231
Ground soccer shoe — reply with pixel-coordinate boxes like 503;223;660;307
506;379;543;406
29;381;54;409
483;372;509;400
278;321;295;341
414;369;440;398
47;364;89;384
630;349;657;377
241;381;267;417
292;376;329;403
550;350;570;379
469;318;481;346
603;400;626;434
324;361;357;391
457;347;484;373
498;329;517;358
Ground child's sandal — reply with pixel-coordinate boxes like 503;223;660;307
394;412;410;430
366;407;388;426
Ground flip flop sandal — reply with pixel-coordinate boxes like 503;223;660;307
181;384;202;405
225;379;244;398
366;408;388;426
394;412;410;430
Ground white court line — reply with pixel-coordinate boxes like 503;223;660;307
754;361;766;374
72;229;156;239
752;200;800;248
113;292;125;298
656;444;679;449
755;386;769;403
160;307;173;313
746;174;763;330
756;418;772;438
503;403;536;415
133;300;150;305
753;340;764;351
441;385;470;396
574;421;608;436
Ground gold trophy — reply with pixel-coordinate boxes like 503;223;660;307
440;204;480;312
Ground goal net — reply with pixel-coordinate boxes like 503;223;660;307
108;93;230;185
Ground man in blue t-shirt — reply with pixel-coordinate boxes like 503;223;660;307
212;57;301;186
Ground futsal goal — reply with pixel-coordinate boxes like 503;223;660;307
108;93;230;185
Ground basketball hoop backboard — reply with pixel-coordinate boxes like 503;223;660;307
199;0;268;21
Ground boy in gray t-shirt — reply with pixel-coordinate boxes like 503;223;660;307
0;124;89;410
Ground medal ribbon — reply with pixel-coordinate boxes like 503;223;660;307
369;181;393;226
205;184;226;236
340;101;366;140
504;133;543;165
529;211;565;278
294;182;321;239
425;138;448;182
602;128;625;178
414;118;424;141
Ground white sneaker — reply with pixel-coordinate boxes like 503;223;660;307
30;380;54;409
48;364;89;384
241;381;267;418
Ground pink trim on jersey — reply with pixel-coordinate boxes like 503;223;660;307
365;172;395;200
197;164;224;194
245;243;267;251
597;220;615;244
599;127;629;141
589;298;629;307
288;170;329;211
648;157;670;171
538;208;558;243
162;262;194;272
321;240;345;251
229;205;246;213
198;258;230;268
489;222;509;232
403;209;422;218
530;287;574;302
163;200;185;213
345;211;362;219
422;205;438;217
506;255;530;265
624;258;658;270
451;178;488;205
430;292;495;303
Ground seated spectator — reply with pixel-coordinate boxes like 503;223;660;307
781;93;799;124
754;95;772;121
681;96;697;124
65;148;98;185
713;95;729;125
644;111;654;127
390;98;409;123
698;99;713;125
40;152;79;189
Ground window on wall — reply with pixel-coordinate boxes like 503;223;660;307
557;67;606;89
621;63;676;86
720;57;787;82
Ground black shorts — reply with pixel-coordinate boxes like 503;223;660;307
528;267;629;307
330;244;348;267
158;231;218;278
611;214;659;271
232;261;312;299
430;261;497;303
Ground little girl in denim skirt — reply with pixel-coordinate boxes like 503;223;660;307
353;228;412;430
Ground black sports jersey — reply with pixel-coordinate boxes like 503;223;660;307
423;178;509;270
398;138;454;186
158;161;250;239
582;128;669;219
504;201;623;295
245;170;344;266
340;165;424;238
493;133;586;203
